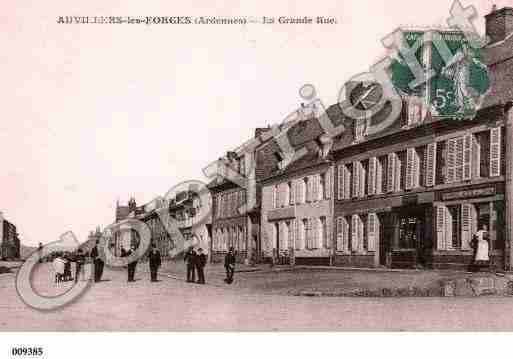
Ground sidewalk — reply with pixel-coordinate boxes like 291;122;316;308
159;260;513;297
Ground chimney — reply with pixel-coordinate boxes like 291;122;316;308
485;6;513;44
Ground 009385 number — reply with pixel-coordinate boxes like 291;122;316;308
11;347;43;356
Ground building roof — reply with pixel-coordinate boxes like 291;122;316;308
482;31;513;108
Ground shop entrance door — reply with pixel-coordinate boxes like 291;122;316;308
398;208;426;268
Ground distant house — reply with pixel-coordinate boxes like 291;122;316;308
0;212;20;260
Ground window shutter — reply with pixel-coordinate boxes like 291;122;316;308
394;153;402;192
271;187;276;209
472;135;481;179
351;215;358;253
352;162;359;198
357;216;364;253
296;180;303;204
387;153;396;192
314;175;320;201
295;220;302;250
325;171;331;199
461;204;472;250
446;139;456;183
436;206;446;250
368;157;376;195
445;207;453;250
376;158;383;194
313;219;319;249
336;217;343;251
290;220;296;250
367;213;377;252
425;143;437;187
406;148;415;190
455;137;464;182
490;127;501;177
463;135;472;181
359;163;366;198
324;218;331;249
344;165;351;199
290;181;296;205
337;166;344;200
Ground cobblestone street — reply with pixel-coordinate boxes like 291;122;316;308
1;262;513;331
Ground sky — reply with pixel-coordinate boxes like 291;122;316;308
1;0;510;246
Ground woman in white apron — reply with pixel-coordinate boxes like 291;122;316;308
473;225;490;270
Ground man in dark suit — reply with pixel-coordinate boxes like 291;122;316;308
184;247;196;283
90;240;105;282
148;243;161;282
195;248;207;284
126;245;138;282
224;247;236;284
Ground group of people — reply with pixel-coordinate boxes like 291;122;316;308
184;246;236;284
51;241;240;285
184;247;207;284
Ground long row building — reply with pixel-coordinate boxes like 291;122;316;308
112;6;513;271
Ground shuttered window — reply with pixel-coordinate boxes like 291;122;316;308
461;204;472;250
424;143;437;186
368;157;377;195
324;171;331;199
436;206;446;250
490;127;501;177
352;161;359;198
337;165;344;200
336;217;349;252
463;135;472;180
367;213;378;252
445;135;473;183
387;153;396;192
290;181;296;205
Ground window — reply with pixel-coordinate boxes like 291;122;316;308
273;222;279;250
448;206;461;249
351;214;364;253
338;164;351;200
272;185;278;209
281;222;289;250
320;217;329;248
423;143;437;187
297;219;307;250
397;150;406;191
445;135;472;183
405;147;420;190
352;161;365;198
336;217;349;252
490;127;502;177
304;177;310;202
320;173;326;200
301;219;308;250
287;182;293;205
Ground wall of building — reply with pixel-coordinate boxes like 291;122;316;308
260;164;334;262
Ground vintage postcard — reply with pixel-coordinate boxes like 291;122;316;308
2;0;513;355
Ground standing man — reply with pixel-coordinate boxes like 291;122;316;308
224;247;236;284
74;249;85;283
126;245;138;282
90;240;105;283
184;247;196;283
148;243;161;282
38;242;43;263
195;248;207;284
